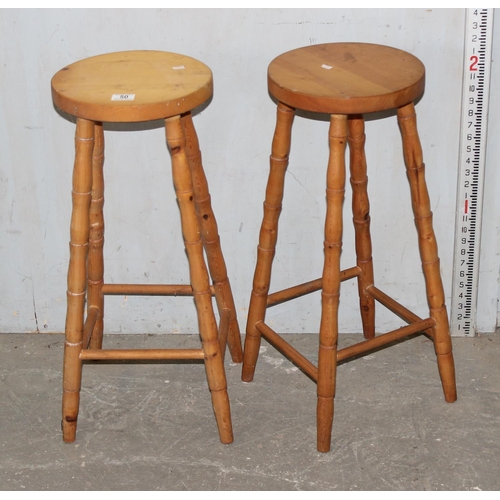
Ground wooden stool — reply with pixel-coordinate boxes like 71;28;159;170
241;43;457;452
51;50;243;444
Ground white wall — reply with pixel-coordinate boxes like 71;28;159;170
1;8;498;335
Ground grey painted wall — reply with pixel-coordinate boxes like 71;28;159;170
1;8;499;335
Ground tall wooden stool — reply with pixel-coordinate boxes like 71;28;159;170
241;43;457;452
51;50;243;444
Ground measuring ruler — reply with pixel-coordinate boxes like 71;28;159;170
450;8;494;337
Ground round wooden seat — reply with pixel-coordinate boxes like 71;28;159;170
51;50;212;122
268;42;425;114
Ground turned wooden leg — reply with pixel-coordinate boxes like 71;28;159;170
397;103;457;403
87;122;105;350
348;115;375;339
181;112;243;364
317;114;347;453
165;115;233;444
241;101;295;382
62;118;94;442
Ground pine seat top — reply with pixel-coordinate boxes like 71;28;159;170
51;50;213;123
268;43;425;114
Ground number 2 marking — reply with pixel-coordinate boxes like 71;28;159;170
469;55;479;71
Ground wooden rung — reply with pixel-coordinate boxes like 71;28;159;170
340;266;362;281
102;284;215;296
256;321;318;381
267;266;361;306
80;348;205;361
337;317;436;362
267;278;322;306
82;307;99;349
367;285;434;337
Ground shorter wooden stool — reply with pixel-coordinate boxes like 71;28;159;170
241;43;457;452
51;50;243;444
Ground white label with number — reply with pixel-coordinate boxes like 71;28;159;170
111;94;136;101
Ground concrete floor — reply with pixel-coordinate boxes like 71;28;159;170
0;331;499;491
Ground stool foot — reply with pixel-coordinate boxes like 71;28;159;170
210;389;234;444
398;103;457;403
438;353;458;403
241;342;258;382
62;390;80;443
317;396;334;453
242;102;295;382
433;306;458;403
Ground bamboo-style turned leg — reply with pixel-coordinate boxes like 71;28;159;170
165;115;233;444
62;118;94;442
348;115;375;339
87;122;105;350
317;114;347;453
397;103;457;403
242;102;295;382
180;112;243;364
